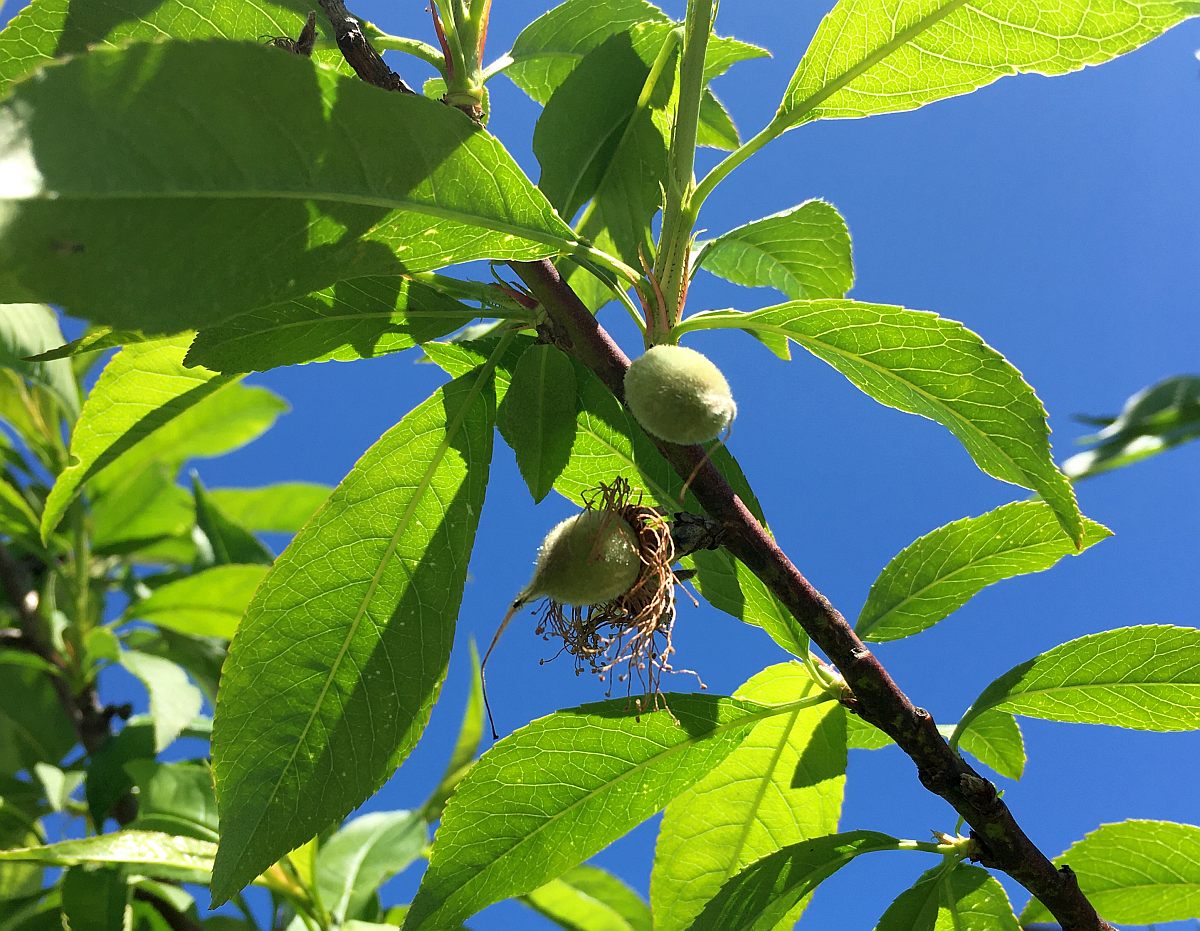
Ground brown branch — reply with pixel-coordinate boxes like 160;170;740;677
0;541;137;825
317;0;416;94
314;10;1108;929
511;258;1112;931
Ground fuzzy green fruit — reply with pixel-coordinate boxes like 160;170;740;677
524;511;641;605
624;345;736;445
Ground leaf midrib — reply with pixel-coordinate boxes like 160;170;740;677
859;526;1079;636
224;363;492;887
432;699;810;924
781;0;974;125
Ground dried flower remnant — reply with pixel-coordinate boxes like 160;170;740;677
481;480;698;737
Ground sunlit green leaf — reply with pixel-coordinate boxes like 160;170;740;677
405;695;777;930
316;811;427;924
186;278;481;373
1020;820;1200;924
0;304;78;417
499;345;578;503
1064;375;1200;480
954;625;1200;740
119;651;204;754
191;478;273;567
875;863;1018;929
691;831;902;930
776;0;1198;126
127;761;219;844
126;565;269;640
857;502;1110;642
695;201;854;301
677;301;1082;543
210;365;497;904
0;831;215;881
954;710;1025;780
651;665;844;930
0;41;577;331
522;864;651;931
0;0;347;92
90;465;193;556
205;484;330;535
40;337;234;540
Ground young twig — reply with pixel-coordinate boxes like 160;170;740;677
317;0;416;94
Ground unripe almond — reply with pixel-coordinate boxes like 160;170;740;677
524;510;641;605
624;345;736;445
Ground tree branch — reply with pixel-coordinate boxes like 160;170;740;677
511;258;1112;931
317;0;416;94
315;10;1110;929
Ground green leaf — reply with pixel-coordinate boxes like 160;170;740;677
0;831;215;880
126;761;219;843
0;785;42;901
689;550;808;657
316;811;428;924
678;301;1083;543
1064;375;1200;480
522;865;652;931
120;631;225;705
90;465;194;556
0;478;42;555
0;41;577;331
499;345;578;503
695;201;854;301
40;337;234;540
506;0;764;149
210;365;497;905
185;278;481;374
857;501;1110;642
954;625;1200;740
0;667;76;774
119;651;204;754
405;694;778;930
424;642;486;822
843;709;892;751
775;0;1199;127
0;303;79;417
1019;820;1200;924
126;565;269;640
875;863;1018;930
20;327;144;364
651;665;844;930
0;0;348;92
691;831;902;930
61;867;130;931
191;477;274;567
206;484;330;535
954;710;1025;780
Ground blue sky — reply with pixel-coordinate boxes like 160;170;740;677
4;0;1199;926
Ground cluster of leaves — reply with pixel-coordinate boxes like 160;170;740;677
1;0;1199;928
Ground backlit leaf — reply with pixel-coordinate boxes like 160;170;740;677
857;501;1110;642
954;625;1200;739
691;831;902;930
210;365;496;904
119;651;204;754
0;831;215;881
523;865;651;931
186;278;481;374
205;484;330;535
0;41;577;331
316;811;427;924
875;863;1018;930
61;867;130;931
677;301;1082;543
499;344;578;503
695;201;854;300
126;566;270;640
0;303;78;417
776;0;1198;126
1019;820;1200;924
954;710;1025;780
651;665;844;930
405;695;776;930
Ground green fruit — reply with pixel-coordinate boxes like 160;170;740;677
624;345;736;445
525;511;641;605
